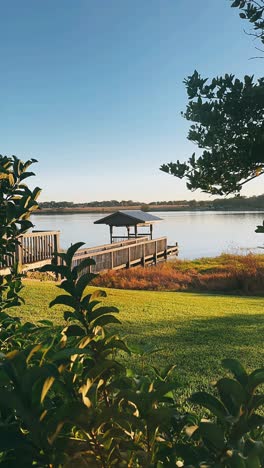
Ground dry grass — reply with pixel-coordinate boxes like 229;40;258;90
92;253;264;295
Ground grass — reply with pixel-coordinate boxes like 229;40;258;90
11;280;264;406
92;253;264;295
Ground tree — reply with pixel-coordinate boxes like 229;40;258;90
232;0;264;57
160;1;264;196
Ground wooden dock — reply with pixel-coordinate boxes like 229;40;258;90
0;231;178;275
72;236;178;273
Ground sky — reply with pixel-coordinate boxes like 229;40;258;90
1;0;263;202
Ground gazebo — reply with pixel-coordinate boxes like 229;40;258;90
94;210;162;243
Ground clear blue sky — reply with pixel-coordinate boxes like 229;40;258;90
1;0;263;202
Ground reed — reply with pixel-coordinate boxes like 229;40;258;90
92;253;264;295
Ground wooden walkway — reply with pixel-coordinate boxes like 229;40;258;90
72;236;178;273
0;231;178;275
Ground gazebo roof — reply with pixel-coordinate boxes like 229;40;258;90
94;210;162;227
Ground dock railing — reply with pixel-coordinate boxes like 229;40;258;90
0;230;60;274
72;237;178;273
74;236;149;257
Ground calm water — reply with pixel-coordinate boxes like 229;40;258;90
31;211;264;260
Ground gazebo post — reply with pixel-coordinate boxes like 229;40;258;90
127;226;130;239
134;224;138;238
150;224;153;240
110;225;113;243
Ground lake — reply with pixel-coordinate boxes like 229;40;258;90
31;211;264;260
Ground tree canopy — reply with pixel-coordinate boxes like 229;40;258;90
232;0;264;54
160;0;264;196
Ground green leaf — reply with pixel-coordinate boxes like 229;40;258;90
82;298;100;310
151;382;177;403
0;424;29;451
245;456;261;468
228;452;247;467
41;264;71;279
64;311;74;321
222;359;248;386
92;314;121;328
72;257;96;276
17;220;34;233
64;324;85;337
31;186;42;200
0;388;22;411
88;306;119;323
245;438;264;461
76;273;97;298
172;443;199;466
104;339;130;354
190;392;228;420
50;294;79;310
231;0;241;7
88;359;123;379
52;348;92;361
248;368;264;391
64;242;85;266
248;414;264;431
19;171;36;181
216;378;247;416
41;375;55;403
37;319;54;327
21;364;59;395
250;394;264;412
198;421;225;451
57;279;76;295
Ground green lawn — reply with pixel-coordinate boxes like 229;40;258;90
12;280;264;405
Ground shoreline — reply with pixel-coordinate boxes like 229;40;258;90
34;206;264;215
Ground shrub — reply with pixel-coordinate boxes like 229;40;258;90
92;254;264;295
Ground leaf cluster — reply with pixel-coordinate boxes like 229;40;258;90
0;155;41;311
161;72;264;195
231;0;264;47
161;1;264;196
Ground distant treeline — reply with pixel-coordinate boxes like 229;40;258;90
39;194;264;210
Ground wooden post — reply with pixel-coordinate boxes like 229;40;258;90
150;224;153;240
154;240;157;264
127;226;130;239
134;224;138;238
142;243;145;266
127;246;131;268
164;237;168;260
53;232;61;280
54;232;60;255
110;225;113;244
111;251;114;269
15;237;23;267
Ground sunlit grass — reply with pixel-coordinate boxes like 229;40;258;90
11;280;264;406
